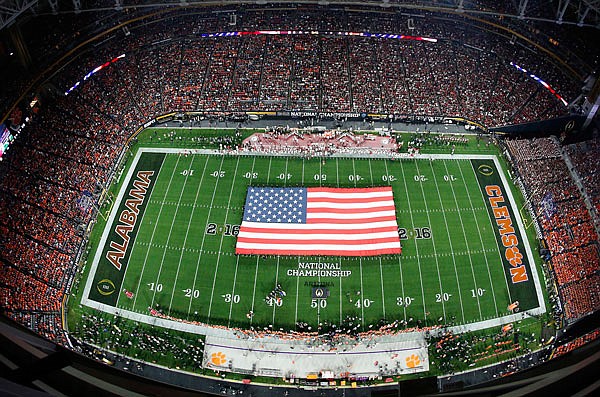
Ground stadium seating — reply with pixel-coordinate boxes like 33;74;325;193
505;137;600;321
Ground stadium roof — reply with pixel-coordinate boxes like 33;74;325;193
0;0;599;31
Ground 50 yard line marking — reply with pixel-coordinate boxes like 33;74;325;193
186;155;225;319
167;155;210;315
428;160;466;323
207;156;240;320
132;155;181;310
294;158;306;327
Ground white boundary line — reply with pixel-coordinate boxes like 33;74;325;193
81;148;545;338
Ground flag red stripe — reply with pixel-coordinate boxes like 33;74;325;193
238;225;399;235
236;247;402;256
308;186;393;194
307;205;396;214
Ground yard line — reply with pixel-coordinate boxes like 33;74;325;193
150;155;196;308
132;154;181;309
369;158;387;319
460;160;501;314
294;158;305;326
207;156;241;320
228;156;256;325
272;157;289;325
186;155;225;318
414;160;449;322
317;258;321;326
318;157;322;187
294;268;300;328
358;257;365;329
352;158;365;329
379;257;386;319
427;160;466;323
266;157;272;183
442;160;482;319
249;256;260;325
272;256;280;325
398;160;428;322
339;260;343;324
167;155;210;314
384;159;406;322
227;255;240;327
336;158;343;325
117;155;166;309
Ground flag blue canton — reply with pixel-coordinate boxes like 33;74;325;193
243;187;307;224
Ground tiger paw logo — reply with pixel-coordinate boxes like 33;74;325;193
211;352;227;366
405;354;421;368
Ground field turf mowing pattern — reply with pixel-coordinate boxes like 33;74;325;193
112;152;520;331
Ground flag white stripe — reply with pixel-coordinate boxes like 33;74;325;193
307;209;396;220
239;220;399;230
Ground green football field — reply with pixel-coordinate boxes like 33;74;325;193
83;148;541;332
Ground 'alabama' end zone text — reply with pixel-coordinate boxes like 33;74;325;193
106;170;154;271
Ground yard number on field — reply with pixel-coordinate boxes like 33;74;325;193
183;288;200;298
436;292;451;302
471;288;486;297
355;298;373;308
396;296;414;306
223;293;240;303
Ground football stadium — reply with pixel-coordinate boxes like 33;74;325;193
0;1;599;396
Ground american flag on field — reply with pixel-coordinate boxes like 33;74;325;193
235;186;402;256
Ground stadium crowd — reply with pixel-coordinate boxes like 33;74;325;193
505;137;600;321
0;6;595;353
551;327;600;358
1;8;582;127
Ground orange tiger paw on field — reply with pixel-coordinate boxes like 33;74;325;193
405;354;421;368
211;352;227;366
